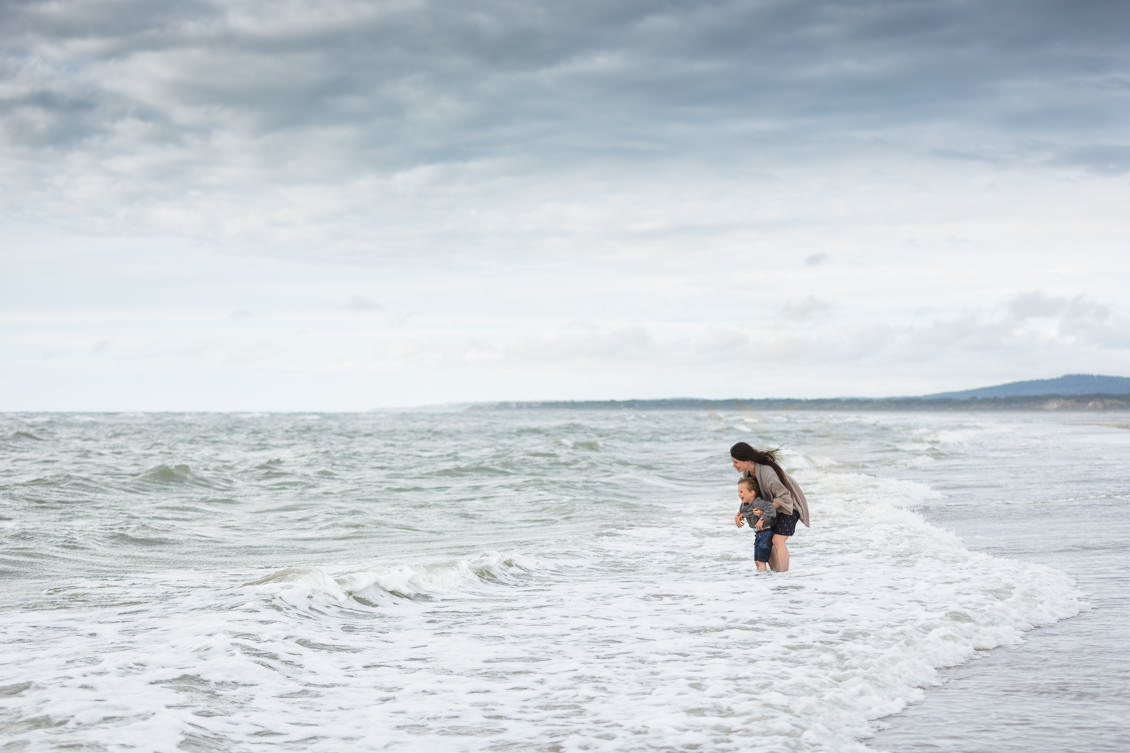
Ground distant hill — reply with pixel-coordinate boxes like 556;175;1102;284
923;374;1130;399
478;373;1130;411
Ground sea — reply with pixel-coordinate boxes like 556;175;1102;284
1;409;1127;752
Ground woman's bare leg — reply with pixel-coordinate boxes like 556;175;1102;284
770;534;790;572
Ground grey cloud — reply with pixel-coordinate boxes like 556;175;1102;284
929;147;1006;165
684;290;1122;383
875;292;1127;365
366;324;661;371
1009;291;1068;319
0;89;101;147
1010;293;1130;350
780;296;832;322
0;0;212;42
3;0;1130;259
5;0;1128;169
508;324;657;363
1008;292;1111;322
1051;144;1130;175
345;296;382;312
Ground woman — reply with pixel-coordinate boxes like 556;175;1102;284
730;442;810;572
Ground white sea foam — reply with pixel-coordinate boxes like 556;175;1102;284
242;552;536;610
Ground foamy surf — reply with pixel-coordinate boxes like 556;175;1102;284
242;552;537;610
1;409;1110;753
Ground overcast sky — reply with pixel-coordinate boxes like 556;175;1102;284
2;0;1128;410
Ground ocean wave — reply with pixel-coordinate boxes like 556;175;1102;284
7;430;45;442
559;438;602;451
811;470;943;511
242;552;535;611
446;463;520;476
131;464;229;490
15;473;110;498
109;531;177;548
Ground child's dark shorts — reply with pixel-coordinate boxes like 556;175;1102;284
772;511;800;536
754;529;773;563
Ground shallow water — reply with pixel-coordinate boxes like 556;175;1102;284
1;409;1124;752
864;414;1130;753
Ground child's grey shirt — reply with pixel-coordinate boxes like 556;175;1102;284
739;496;776;530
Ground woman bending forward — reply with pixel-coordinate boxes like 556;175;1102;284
730;442;810;572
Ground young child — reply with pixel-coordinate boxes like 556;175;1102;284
733;476;776;572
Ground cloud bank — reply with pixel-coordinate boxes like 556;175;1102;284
2;0;1128;408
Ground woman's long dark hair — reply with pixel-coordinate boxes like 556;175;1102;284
730;442;796;496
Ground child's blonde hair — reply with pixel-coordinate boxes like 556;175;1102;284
738;476;759;495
